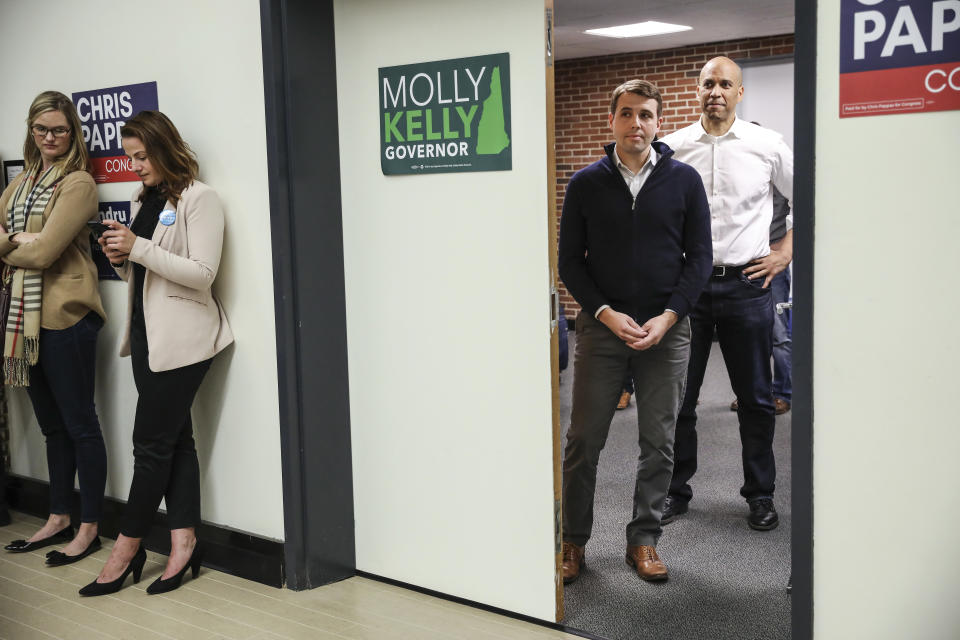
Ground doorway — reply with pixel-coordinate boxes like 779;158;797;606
550;1;813;638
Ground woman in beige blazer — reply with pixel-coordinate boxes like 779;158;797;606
1;92;107;566
82;111;232;597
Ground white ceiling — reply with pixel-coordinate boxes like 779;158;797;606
554;0;795;60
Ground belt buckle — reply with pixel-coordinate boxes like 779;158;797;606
714;265;727;278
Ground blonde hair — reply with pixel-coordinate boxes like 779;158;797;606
23;91;90;174
121;111;199;205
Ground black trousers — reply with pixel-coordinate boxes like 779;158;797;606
669;272;776;504
26;312;107;522
120;321;212;538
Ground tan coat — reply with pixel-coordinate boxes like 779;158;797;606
0;171;106;329
116;181;233;372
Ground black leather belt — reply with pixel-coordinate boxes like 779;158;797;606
711;265;746;278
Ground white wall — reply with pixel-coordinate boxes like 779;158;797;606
739;59;795;149
0;0;284;540
335;0;557;621
815;2;960;637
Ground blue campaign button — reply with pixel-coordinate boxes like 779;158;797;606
159;209;176;226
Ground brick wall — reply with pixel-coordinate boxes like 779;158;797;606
555;34;794;319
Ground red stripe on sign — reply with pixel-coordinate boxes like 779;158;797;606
91;157;140;184
840;63;960;118
9;307;23;351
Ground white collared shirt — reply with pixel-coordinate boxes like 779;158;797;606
613;144;658;198
661;117;793;266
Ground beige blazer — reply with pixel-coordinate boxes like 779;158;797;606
0;170;106;329
116;181;233;372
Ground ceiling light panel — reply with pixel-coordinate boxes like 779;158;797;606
585;21;693;39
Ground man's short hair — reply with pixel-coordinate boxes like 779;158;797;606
609;80;663;117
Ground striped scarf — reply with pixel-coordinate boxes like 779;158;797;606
3;164;64;386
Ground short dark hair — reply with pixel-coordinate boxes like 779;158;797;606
609;80;662;117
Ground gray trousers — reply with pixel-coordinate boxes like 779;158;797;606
562;311;691;547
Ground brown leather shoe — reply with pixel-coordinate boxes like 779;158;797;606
561;542;585;584
625;545;668;582
774;398;791;415
616;391;632;410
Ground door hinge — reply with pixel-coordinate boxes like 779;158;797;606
554;498;562;554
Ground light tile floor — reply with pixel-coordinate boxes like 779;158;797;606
1;513;582;640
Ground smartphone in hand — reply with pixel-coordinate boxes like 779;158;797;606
87;221;109;239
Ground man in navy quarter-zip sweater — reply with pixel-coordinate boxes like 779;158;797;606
558;79;712;585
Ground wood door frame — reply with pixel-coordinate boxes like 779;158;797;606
544;0;563;622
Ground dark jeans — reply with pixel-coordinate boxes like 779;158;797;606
771;268;792;402
120;328;211;538
563;312;691;547
25;311;106;522
669;272;776;504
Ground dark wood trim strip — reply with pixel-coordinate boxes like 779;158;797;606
6;475;284;588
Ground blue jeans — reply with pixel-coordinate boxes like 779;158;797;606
669;272;776;503
26;312;106;522
771;268;792;402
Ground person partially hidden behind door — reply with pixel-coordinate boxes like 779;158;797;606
731;160;792;416
558;80;712;583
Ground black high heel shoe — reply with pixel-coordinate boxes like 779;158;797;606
146;543;203;594
79;546;146;597
4;524;73;553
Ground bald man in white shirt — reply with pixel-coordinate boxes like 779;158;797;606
659;56;793;531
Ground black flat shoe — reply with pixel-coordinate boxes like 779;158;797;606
79;546;146;597
46;536;102;567
146;543;203;595
4;525;73;553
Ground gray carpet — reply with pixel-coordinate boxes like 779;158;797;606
560;334;792;640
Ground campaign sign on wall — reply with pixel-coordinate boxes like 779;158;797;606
840;0;960;118
72;82;159;183
91;201;130;281
379;53;511;174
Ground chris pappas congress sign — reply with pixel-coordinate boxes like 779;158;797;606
72;82;159;182
840;0;960;117
379;53;511;175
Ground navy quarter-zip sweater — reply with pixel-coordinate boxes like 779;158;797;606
558;141;712;323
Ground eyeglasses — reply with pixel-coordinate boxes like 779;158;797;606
31;125;71;138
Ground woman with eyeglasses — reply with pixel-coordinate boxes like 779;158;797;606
81;111;233;596
0;91;107;565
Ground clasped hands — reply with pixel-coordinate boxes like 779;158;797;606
598;308;677;351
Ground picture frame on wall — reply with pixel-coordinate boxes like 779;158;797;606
3;160;25;188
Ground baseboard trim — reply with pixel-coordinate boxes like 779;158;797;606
5;474;285;588
356;571;607;640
